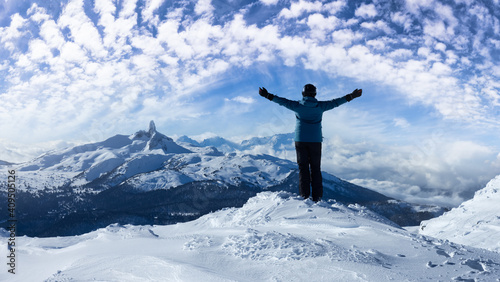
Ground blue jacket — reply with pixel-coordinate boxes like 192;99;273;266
271;96;348;142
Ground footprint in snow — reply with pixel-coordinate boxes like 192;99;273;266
461;259;485;272
426;261;438;268
435;248;450;258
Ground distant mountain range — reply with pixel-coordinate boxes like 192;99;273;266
0;121;446;237
176;132;295;153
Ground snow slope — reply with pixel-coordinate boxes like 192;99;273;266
2;192;499;282
0;160;13;166
420;175;500;253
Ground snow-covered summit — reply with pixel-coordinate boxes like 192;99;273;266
18;121;188;173
131;120;190;153
420;175;500;252
3;191;499;282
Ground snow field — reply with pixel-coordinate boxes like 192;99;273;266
2;191;500;282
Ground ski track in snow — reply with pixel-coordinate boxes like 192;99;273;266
2;191;500;282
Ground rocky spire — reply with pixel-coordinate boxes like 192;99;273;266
148;120;156;136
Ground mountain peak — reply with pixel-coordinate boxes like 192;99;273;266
148;120;156;136
133;120;163;140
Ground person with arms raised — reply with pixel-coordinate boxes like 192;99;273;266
258;84;362;202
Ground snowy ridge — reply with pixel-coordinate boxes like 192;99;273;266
2;192;499;282
0;160;13;166
121;153;296;192
176;133;295;154
420;175;500;252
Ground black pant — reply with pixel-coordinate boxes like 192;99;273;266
295;142;322;202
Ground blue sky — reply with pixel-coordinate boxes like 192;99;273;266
1;0;500;206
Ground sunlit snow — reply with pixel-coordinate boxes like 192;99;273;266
2;192;500;281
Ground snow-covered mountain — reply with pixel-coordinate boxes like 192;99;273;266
0;122;444;237
13;121;292;192
177;135;242;152
176;133;295;153
239;133;295;151
1;191;498;282
420;174;500;252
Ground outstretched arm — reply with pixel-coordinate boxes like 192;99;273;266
320;89;363;111
344;89;362;102
259;87;274;101
258;87;300;111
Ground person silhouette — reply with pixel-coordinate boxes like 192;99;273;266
259;84;362;202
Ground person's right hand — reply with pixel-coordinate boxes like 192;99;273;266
259;87;274;100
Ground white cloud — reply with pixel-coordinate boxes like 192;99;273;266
323;0;347;15
423;19;452;41
131;35;165;56
60;41;87;64
391;11;413;32
229;96;255;104
58;0;107;58
434;2;458;30
27;39;52;62
393;118;410;128
157;19;194;60
93;0;116;15
360;20;394;34
306;13;339;39
195;0;214;17
434;42;446;52
331;29;363;47
0;13;27;53
95;0;137;54
260;0;280;6
39;19;66;50
355;3;377;18
404;0;435;15
321;135;500;206
142;0;163;25
279;0;323;19
388;48;413;59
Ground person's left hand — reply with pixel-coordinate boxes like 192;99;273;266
259;87;274;100
259;87;269;97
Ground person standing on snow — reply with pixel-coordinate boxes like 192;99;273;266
258;84;362;202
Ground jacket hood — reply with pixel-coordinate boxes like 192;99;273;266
300;96;318;107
